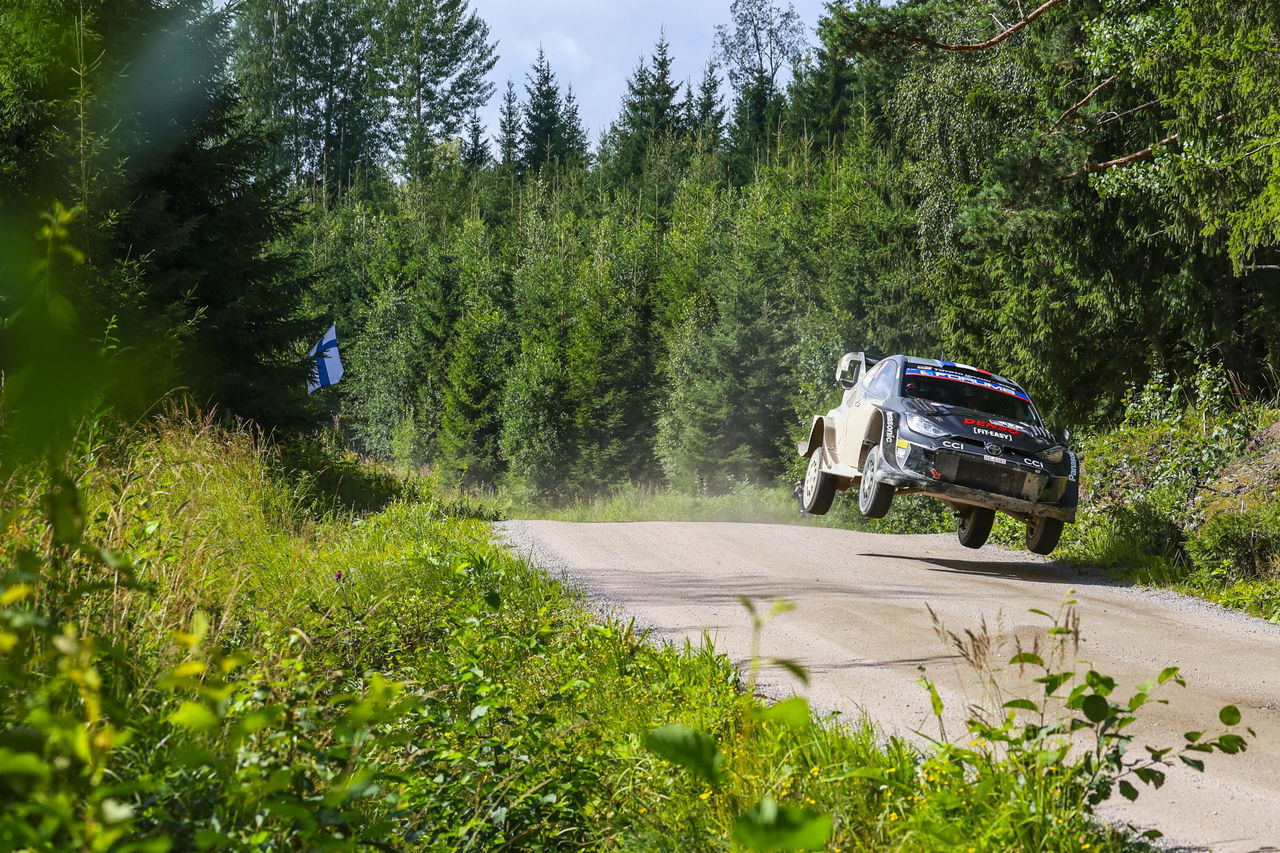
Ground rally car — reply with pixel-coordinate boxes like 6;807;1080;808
796;353;1079;555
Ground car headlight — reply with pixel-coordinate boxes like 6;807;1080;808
905;414;948;438
1040;445;1065;464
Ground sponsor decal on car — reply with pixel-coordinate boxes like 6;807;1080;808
964;417;1023;434
1067;450;1079;482
904;366;1032;401
941;439;965;451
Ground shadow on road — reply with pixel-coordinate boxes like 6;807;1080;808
858;552;1117;587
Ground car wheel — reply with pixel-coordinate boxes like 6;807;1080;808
801;449;836;515
857;447;895;519
956;506;995;549
1026;516;1064;555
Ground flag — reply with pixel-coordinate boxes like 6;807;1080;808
307;324;344;394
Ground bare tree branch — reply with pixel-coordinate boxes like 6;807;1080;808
1058;133;1180;180
1239;139;1280;160
1096;98;1161;126
910;0;1071;52
1041;74;1120;139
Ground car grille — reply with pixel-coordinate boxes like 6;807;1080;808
950;457;1040;500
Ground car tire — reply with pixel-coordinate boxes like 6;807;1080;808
1026;516;1064;555
858;447;895;519
801;449;836;515
956;507;995;549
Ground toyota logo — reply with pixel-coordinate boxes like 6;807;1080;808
985;443;1003;456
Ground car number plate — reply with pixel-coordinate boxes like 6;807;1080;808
982;455;1007;465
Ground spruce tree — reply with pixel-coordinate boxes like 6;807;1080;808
689;59;727;146
785;6;862;148
647;36;681;136
519;49;586;172
602;35;682;184
461;109;489;168
496;79;521;167
520;49;561;172
3;0;317;428
560;86;590;165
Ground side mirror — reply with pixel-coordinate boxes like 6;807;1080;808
840;378;857;390
1057;428;1072;446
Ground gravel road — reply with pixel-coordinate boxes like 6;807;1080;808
497;520;1280;852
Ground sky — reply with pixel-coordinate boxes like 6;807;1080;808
469;0;832;144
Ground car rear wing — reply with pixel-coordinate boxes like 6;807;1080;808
836;351;882;389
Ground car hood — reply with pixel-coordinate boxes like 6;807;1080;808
901;397;1056;453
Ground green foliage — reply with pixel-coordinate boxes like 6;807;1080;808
2;0;316;435
519;49;588;173
1057;365;1280;618
2;415;1176;850
233;0;496;185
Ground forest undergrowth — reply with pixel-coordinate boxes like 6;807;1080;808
1;413;1252;850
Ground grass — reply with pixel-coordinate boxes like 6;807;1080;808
3;413;1247;850
506;483;810;524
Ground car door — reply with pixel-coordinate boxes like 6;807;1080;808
840;359;892;469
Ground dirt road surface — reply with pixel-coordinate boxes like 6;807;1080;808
497;520;1280;852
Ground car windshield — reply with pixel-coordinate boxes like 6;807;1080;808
901;368;1039;424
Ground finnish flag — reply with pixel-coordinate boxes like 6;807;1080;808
307;324;344;394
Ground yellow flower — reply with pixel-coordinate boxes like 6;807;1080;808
699;791;711;801
888;813;900;822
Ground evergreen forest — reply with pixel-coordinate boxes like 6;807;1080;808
6;0;1279;500
3;1;1279;848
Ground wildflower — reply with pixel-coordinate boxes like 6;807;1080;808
888;812;900;822
699;791;711;800
335;570;343;581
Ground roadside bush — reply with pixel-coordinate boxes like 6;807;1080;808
1185;505;1280;582
1054;363;1280;618
1060;365;1262;566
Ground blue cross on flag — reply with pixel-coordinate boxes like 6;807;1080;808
307;324;344;394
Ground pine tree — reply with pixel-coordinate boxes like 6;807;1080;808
560;86;590;165
519;49;585;172
601;35;684;184
689;59;726;146
496;79;521;166
461;109;489;168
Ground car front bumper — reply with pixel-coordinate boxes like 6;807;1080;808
883;439;1076;522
